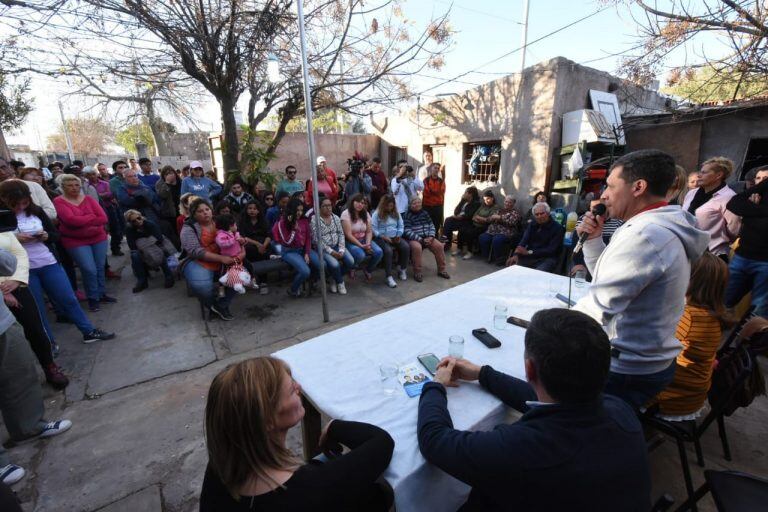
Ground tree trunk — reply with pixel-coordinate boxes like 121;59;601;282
264;98;300;163
145;97;170;156
0;127;10;161
219;95;240;173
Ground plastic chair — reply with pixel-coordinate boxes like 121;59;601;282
674;470;768;512
641;345;754;510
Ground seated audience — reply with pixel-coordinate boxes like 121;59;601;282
403;197;449;282
272;198;320;298
522;191;549;226
213;200;233;219
180;198;240;321
176;193;199;234
371;194;410;288
506;202;564;273
417;308;650;511
199;357;394;511
124;209;175;293
457;190;499;260
267;191;290;228
479;195;522;265
275;166;305;197
341;194;383;283
238;200;272;294
442;186;480;255
311;196;353;295
650;252;733;418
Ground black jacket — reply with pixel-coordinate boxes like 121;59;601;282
453;200;480;219
418;366;651;511
727;178;768;261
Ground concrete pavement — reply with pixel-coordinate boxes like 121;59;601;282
2;251;767;511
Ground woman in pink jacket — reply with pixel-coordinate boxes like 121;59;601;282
54;174;117;312
682;157;741;260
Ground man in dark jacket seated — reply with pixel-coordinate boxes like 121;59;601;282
505;202;563;273
417;308;651;511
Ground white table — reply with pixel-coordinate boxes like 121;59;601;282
273;266;588;512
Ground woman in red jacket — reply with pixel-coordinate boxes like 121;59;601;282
54;174;116;312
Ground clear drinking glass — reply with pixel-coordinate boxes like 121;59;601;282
574;269;587;288
548;278;560;297
494;304;508;330
449;335;465;358
379;363;398;396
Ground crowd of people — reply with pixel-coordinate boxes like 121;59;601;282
1;149;767;510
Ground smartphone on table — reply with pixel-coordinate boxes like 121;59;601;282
417;353;440;376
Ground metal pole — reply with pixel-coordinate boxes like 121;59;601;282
297;0;329;322
57;100;75;163
519;0;530;73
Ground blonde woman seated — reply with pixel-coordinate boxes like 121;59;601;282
200;357;394;511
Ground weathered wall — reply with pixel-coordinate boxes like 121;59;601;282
374;57;670;218
624;105;768;180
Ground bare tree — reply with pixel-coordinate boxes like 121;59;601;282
609;0;768;102
47;117;114;156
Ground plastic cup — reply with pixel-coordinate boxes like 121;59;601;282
574;269;587;288
379;364;398;396
449;335;465;358
494;304;508;330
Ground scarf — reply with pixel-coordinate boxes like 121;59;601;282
687;182;725;214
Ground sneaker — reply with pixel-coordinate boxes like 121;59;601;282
105;269;121;280
38;419;72;438
337;282;347;295
437;271;451;279
269;254;281;260
259;284;269;295
286;289;301;299
0;464;25;485
132;281;148;293
99;295;118;304
88;299;100;312
220;306;235;321
386;276;397;288
462;252;473;260
398;268;407;281
209;304;233;321
75;290;87;301
83;329;116;343
250;278;260;290
44;363;69;390
414;272;424;282
329;282;338;293
450;249;460;257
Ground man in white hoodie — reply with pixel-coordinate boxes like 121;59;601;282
575;150;709;408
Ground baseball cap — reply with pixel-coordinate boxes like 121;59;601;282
189;161;203;169
316;156;327;164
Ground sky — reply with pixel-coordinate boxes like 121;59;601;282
5;0;722;149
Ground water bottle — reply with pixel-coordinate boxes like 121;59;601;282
566;211;578;233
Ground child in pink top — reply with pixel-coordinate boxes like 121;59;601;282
214;214;253;294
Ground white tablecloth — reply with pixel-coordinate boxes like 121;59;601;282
273;266;588;512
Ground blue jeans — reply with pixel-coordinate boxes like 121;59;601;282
183;260;235;308
346;241;383;272
28;263;95;337
725;254;768;317
320;245;354;284
282;248;320;293
478;233;514;261
130;250;173;284
67;240;108;301
604;361;676;409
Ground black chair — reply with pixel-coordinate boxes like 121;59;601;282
675;470;768;512
642;345;754;510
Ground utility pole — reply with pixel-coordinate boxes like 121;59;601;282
519;0;530;73
57;100;75;163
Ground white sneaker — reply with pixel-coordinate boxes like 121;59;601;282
450;249;460;256
337;282;347;295
38;419;72;439
462;252;473;260
386;276;397;288
0;464;25;485
329;282;338;293
398;268;407;281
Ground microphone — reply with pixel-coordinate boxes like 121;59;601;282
573;203;606;254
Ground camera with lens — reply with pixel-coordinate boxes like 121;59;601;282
347;158;364;177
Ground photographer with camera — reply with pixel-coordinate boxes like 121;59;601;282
391;164;423;215
343;158;373;202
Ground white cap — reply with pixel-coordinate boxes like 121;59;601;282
316;156;327;164
189;161;203;169
82;165;97;175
